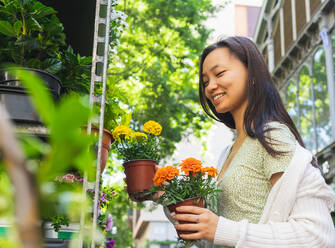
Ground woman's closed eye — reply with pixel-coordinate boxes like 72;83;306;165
216;70;226;77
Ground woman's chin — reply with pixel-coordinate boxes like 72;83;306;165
215;106;229;114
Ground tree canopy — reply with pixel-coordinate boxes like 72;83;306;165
109;0;225;159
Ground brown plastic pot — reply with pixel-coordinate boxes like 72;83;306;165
88;126;114;172
123;159;157;199
167;197;204;237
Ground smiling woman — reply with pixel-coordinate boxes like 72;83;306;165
202;47;249;126
162;36;335;248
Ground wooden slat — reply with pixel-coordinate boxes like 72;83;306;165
310;0;321;17
296;0;307;36
284;0;293;53
274;24;281;65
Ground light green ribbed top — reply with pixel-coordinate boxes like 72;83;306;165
217;122;296;225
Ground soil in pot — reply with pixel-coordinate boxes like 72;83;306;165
123;159;157;201
168;197;204;237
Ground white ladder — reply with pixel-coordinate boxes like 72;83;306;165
79;0;112;247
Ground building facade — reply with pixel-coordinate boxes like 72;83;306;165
254;0;335;184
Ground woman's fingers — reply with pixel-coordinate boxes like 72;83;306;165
175;206;207;215
173;213;199;223
179;232;203;240
173;208;219;242
175;223;199;231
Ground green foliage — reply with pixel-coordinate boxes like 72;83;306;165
51;215;69;232
7;68;96;232
0;0;65;72
108;0;223;158
93;77;130;131
0;0;94;95
0;170;14;218
99;183;142;248
152;164;221;207
113;133;162;162
11;69;95;180
112;122;163;162
57;46;92;95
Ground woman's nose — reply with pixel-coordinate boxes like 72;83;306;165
207;78;218;91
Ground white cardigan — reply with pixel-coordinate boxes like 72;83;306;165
214;142;335;247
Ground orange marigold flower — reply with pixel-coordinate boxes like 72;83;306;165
201;166;218;177
179;157;203;176
153;167;167;186
153;166;179;186
165;166;179;180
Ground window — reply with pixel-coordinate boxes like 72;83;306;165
285;80;299;129
313;48;332;150
298;66;315;151
284;47;333;153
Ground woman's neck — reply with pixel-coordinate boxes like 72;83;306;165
231;100;248;139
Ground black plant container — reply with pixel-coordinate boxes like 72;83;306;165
0;68;62;123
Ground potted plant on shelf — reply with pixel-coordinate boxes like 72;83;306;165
112;120;163;201
42;172;84;239
151;157;221;243
0;0;66;123
0;0;94;123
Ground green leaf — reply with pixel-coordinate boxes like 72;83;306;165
26;58;42;68
43;58;62;74
13;20;22;36
0;21;16;37
19;134;50;159
34;6;56;18
26;16;42;31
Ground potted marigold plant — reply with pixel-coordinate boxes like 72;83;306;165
112;120;162;201
151;158;221;238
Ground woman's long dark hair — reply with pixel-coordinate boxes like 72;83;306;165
199;36;318;167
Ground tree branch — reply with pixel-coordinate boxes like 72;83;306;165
0;104;41;248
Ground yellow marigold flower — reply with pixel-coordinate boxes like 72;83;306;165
143;120;162;136
132;132;148;141
112;125;132;140
179;157;203;176
201;166;218;177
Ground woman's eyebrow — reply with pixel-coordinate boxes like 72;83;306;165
210;64;220;71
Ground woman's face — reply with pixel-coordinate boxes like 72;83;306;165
202;47;249;115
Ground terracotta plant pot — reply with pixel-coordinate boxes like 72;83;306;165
168;197;204;237
123;159;157;201
88;126;114;172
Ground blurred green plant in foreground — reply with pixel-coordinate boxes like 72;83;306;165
0;68;98;246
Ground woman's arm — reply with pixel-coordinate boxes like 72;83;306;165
174;166;335;247
214;192;335;247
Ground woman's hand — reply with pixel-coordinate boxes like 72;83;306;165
173;206;219;242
